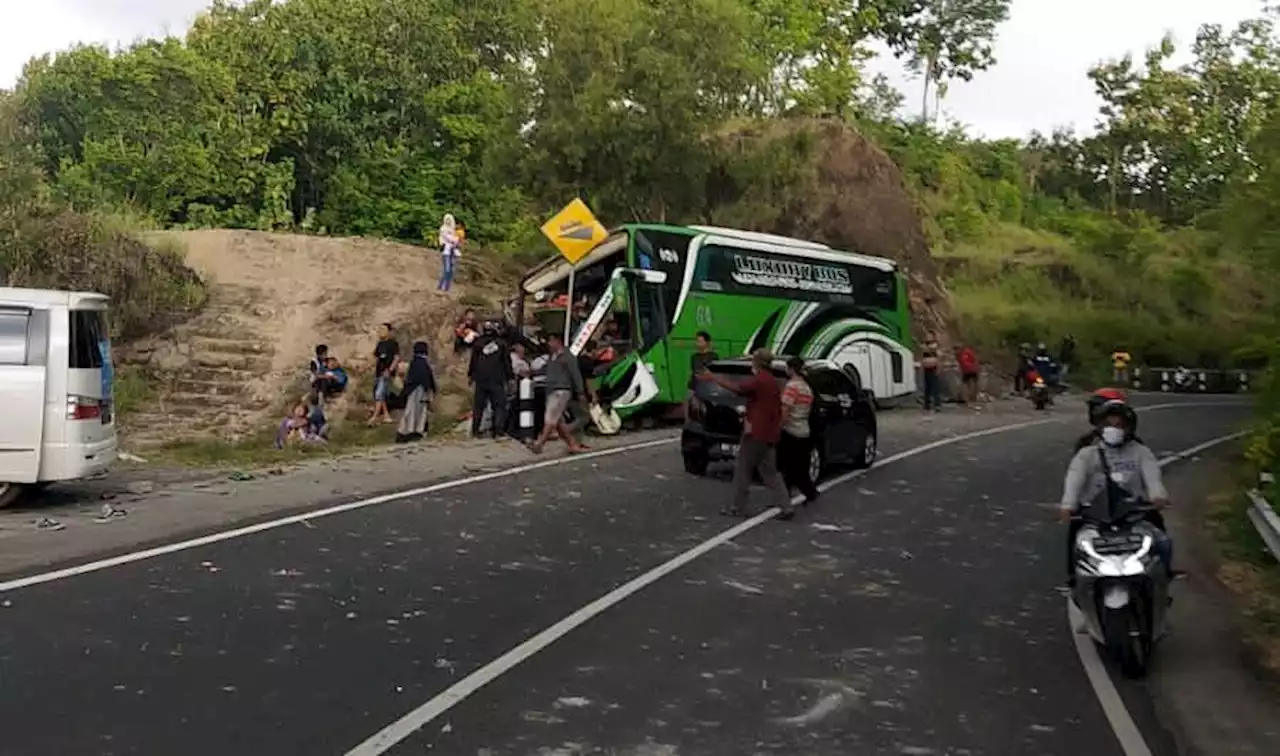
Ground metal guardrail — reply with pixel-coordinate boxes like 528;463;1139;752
1130;366;1257;394
1246;477;1280;563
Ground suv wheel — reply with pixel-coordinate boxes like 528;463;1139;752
808;444;823;483
683;452;710;476
0;482;24;509
852;427;877;469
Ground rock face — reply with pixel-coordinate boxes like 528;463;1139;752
707;119;958;352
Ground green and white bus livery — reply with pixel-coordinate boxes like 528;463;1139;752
517;223;916;419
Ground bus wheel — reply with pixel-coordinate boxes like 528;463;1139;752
0;482;24;509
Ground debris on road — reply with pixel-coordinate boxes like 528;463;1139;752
95;503;128;522
33;517;64;532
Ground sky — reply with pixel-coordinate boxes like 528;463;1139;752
0;0;1267;139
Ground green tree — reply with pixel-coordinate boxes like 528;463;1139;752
1088;15;1280;222
883;0;1012;121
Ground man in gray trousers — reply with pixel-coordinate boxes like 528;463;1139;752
696;348;795;520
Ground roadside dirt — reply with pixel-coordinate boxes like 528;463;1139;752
0;399;1050;579
1149;455;1280;756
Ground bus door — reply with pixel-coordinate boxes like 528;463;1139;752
600;269;669;410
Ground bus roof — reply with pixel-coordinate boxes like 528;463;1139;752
688;225;830;251
0;287;108;309
520;222;898;293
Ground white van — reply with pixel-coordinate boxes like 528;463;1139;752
0;288;117;507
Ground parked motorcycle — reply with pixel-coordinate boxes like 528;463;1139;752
1029;375;1051;410
1070;500;1171;678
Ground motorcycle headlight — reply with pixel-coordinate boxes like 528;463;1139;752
1076;530;1154;577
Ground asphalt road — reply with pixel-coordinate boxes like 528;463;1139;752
0;396;1253;755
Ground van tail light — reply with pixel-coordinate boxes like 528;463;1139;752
66;395;102;421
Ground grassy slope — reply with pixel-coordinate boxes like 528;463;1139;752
937;221;1273;382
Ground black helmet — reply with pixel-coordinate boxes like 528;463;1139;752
1097;398;1138;436
1087;388;1127;426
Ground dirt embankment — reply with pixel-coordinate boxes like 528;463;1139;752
119;230;510;448
707;119;959;351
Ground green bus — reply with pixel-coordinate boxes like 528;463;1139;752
517;223;916;419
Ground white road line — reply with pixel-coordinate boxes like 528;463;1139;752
343;417;1058;755
0;437;676;594
1067;429;1248;756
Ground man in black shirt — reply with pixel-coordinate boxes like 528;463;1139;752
369;322;401;426
689;331;719;391
468;322;514;438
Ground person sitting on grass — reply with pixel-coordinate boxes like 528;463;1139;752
311;356;348;399
276;402;326;448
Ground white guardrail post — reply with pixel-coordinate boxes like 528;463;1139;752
1246;473;1280;562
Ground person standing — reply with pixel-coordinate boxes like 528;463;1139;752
437;213;460;292
698;349;794;520
689;330;719;392
778;357;819;504
1014;343;1032;394
1111;348;1132;385
396;341;436;443
1059;335;1077;382
955;343;980;405
530;332;590;455
368;323;401;426
468;321;514;439
920;337;941;411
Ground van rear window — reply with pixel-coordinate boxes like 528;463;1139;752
70;310;108;369
0;309;30;365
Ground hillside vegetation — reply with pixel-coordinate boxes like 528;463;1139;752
0;0;1278;466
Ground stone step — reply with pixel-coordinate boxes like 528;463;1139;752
192;353;273;371
169;379;249;397
186;337;273;356
173;366;261;384
160;392;273;410
180;325;265;342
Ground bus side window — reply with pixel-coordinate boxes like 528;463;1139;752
890;351;904;383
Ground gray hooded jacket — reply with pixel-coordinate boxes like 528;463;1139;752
1061;440;1167;512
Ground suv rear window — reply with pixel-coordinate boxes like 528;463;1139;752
70;310;108;369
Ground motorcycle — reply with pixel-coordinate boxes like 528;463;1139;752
1070;499;1171;678
1029;375;1051;410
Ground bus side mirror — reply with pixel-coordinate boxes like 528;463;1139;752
618;268;668;285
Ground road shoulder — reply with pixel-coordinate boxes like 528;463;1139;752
1149;450;1280;756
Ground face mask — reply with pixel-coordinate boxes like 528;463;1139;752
1101;426;1126;447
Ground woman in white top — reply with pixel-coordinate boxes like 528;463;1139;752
437;213;459;292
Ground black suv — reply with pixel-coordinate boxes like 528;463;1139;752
681;357;878;478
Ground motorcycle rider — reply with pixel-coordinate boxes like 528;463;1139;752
1060;399;1173;586
1032;342;1058;386
1073;387;1134;452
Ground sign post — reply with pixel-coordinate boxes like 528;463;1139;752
539;198;608;345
